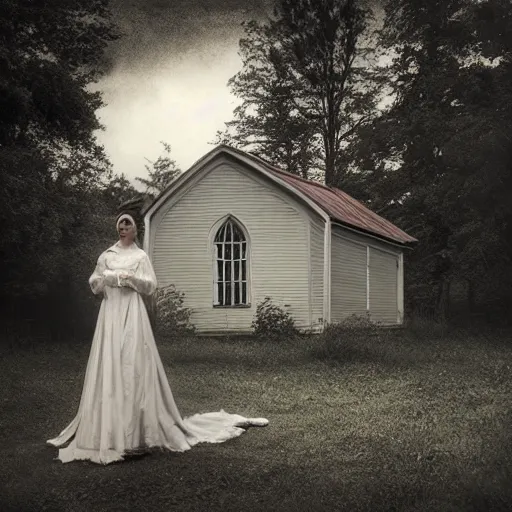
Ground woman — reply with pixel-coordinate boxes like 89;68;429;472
47;212;268;465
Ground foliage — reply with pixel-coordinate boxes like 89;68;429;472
0;0;118;150
217;0;381;184
403;313;450;342
0;143;116;333
251;296;299;339
136;141;181;196
0;0;119;337
310;314;391;361
101;172;139;212
153;284;195;337
347;0;512;322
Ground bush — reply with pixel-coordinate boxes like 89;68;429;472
251;296;299;340
153;284;195;338
310;314;390;362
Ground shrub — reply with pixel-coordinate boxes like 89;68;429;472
251;296;299;340
153;284;195;338
310;314;390;362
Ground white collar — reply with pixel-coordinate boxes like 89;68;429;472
107;241;138;253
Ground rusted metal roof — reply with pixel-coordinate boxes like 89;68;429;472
237;149;418;246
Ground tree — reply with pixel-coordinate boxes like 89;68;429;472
0;0;118;152
217;0;380;185
215;21;319;179
102;172;139;212
136;141;181;196
0;0;119;336
349;0;512;321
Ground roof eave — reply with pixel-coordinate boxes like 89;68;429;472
330;218;418;249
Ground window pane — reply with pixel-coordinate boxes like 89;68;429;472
216;243;222;259
225;282;232;305
233;243;240;260
234;282;240;305
218;283;224;305
225;243;232;259
215;225;225;243
234;260;240;281
233;225;244;242
241;242;246;258
225;221;232;242
217;260;224;281
242;260;246;280
242;282;247;304
225;261;231;282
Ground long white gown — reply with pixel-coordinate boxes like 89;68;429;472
47;241;268;464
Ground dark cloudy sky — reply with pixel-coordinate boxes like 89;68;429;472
94;0;274;183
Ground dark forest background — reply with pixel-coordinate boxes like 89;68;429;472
1;0;511;341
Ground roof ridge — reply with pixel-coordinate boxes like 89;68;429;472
241;149;335;191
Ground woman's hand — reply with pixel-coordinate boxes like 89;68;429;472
118;270;135;286
102;269;119;287
102;269;134;287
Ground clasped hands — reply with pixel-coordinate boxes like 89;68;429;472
102;269;135;287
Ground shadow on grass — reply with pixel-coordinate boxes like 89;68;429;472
3;434;512;512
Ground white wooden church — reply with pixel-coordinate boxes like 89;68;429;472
143;145;417;334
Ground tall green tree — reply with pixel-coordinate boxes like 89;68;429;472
218;0;380;185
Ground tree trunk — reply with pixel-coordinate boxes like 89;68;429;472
324;150;336;186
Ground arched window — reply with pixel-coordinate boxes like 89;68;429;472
214;218;248;306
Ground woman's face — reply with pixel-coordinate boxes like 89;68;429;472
118;220;136;244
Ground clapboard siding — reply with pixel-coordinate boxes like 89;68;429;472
331;225;403;255
369;247;398;324
330;232;367;322
151;162;311;333
309;216;325;329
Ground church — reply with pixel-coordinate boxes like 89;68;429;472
142;145;417;334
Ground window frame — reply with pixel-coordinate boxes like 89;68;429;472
212;217;250;308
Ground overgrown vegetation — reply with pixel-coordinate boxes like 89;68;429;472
310;315;389;362
153;284;195;338
251;297;299;339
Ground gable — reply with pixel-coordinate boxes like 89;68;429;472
149;155;316;230
148;159;314;329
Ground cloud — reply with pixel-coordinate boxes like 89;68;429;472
94;0;274;183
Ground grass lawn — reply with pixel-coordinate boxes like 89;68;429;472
1;329;511;511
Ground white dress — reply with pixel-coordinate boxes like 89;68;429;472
47;241;268;464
